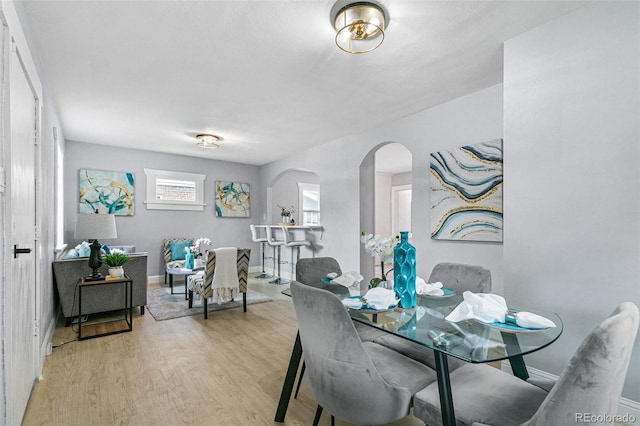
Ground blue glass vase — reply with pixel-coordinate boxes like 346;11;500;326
393;231;416;308
185;251;195;270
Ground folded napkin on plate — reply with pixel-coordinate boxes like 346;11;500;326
362;287;398;310
416;277;444;296
342;297;363;309
446;291;555;329
331;271;363;288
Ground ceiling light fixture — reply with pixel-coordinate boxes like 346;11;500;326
332;1;386;54
196;134;222;149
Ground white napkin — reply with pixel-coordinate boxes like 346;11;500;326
342;297;363;309
362;287;398;310
326;272;339;279
331;271;363;288
416;277;444;296
446;291;555;329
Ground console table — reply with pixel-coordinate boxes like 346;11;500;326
78;275;133;340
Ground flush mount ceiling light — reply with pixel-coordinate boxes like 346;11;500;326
332;1;387;54
196;134;222;149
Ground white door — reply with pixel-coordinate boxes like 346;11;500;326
392;184;412;235
7;45;38;426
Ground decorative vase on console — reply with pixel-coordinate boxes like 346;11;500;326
393;231;416;308
185;250;195;270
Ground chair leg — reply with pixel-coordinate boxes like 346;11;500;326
331;415;335;426
294;361;306;398
312;405;323;426
188;290;193;308
243;292;247;312
164;271;167;285
203;296;208;320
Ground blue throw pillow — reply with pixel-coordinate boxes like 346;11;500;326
169;240;193;261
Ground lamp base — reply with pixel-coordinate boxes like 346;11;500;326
84;270;104;281
85;240;104;281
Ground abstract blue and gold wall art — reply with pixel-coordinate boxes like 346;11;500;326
79;169;135;215
215;181;250;217
430;139;503;241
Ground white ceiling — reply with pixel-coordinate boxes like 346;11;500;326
18;0;586;168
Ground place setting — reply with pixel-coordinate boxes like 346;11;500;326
445;291;557;333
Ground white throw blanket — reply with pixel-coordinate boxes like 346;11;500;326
211;247;239;303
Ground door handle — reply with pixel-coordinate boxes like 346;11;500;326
13;244;32;258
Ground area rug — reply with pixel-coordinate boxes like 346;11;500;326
146;284;272;321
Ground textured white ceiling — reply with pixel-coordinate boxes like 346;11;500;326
18;1;586;167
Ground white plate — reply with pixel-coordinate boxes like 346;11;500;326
475;319;550;333
421;287;456;299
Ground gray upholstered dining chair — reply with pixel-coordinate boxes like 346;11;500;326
373;262;493;371
412;301;639;426
289;280;438;425
293;256;389;398
428;262;492;294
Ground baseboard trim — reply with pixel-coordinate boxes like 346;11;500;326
501;361;639;422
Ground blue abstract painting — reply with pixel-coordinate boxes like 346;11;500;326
430;139;503;241
79;169;135;215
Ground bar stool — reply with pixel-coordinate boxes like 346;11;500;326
282;226;311;280
266;225;289;284
249;225;273;279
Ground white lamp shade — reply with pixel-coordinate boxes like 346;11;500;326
74;214;117;240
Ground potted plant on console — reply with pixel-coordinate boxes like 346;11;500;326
103;250;131;278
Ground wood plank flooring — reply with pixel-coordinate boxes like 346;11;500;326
22;275;424;426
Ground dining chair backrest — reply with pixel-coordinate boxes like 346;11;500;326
289;281;416;424
521;302;639;426
428;262;492;293
296;257;342;283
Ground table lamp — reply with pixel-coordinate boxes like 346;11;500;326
75;212;117;281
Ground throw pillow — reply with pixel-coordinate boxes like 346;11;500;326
169;240;193;261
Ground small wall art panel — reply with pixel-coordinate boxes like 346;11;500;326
430;139;503;241
215;181;250;217
79;169;135;215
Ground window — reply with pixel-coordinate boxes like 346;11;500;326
298;183;320;225
144;168;206;211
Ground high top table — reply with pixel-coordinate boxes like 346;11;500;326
274;285;562;426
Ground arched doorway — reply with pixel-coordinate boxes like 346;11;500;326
359;143;413;284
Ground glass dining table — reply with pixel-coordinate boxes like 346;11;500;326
274;283;563;426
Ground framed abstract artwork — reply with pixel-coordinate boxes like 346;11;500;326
215;181;250;217
79;169;135;215
430;139;503;241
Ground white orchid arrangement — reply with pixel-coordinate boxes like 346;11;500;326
185;237;213;257
361;231;400;287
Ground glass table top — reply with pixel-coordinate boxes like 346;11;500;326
283;284;563;364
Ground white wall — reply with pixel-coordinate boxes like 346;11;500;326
260;84;504;290
64;141;263;274
504;1;640;399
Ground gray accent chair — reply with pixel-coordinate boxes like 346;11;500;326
412;302;640;426
52;251;148;325
186;248;250;319
163;238;193;284
290;281;438;425
374;262;492;371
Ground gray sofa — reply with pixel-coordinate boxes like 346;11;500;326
52;251;148;325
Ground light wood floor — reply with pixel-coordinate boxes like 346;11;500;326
22;274;424;426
